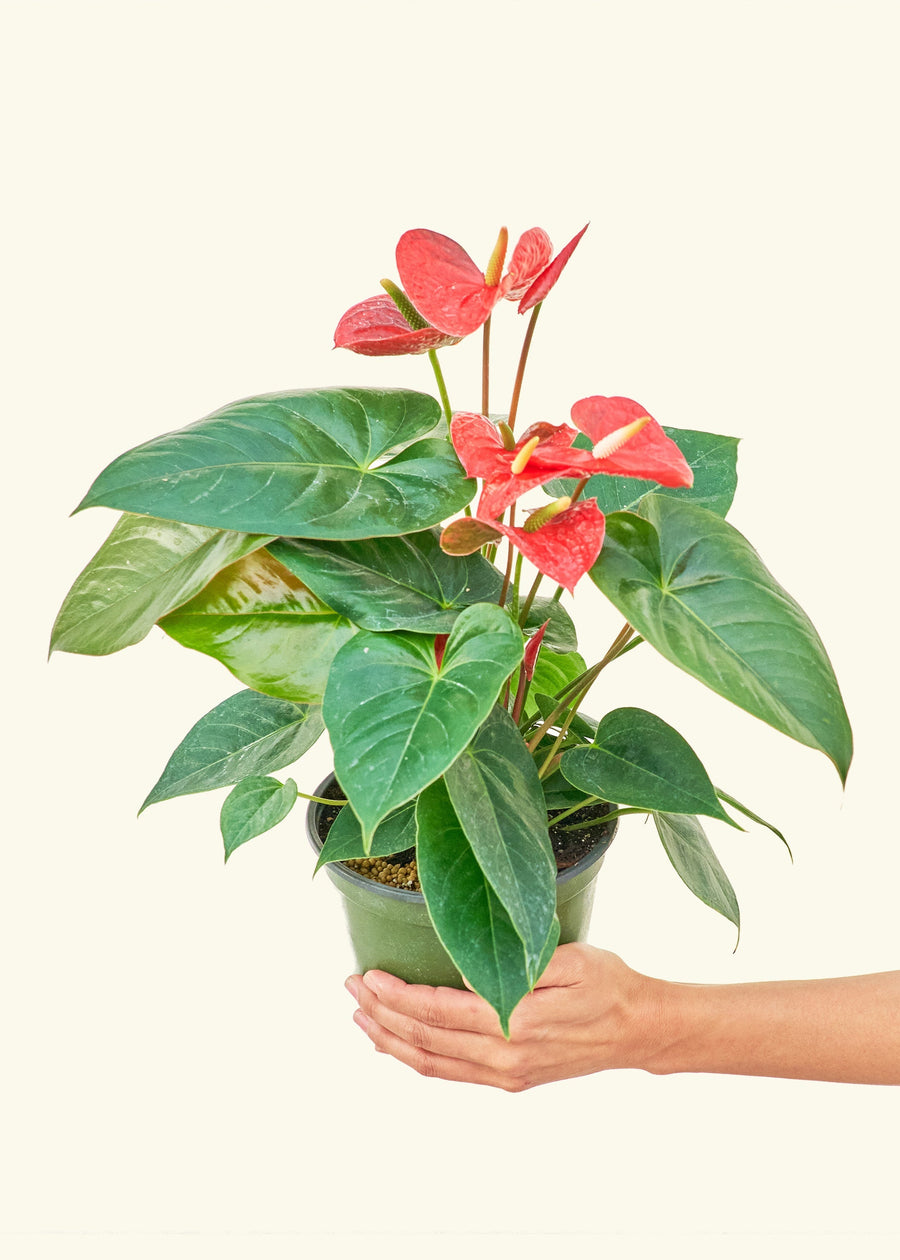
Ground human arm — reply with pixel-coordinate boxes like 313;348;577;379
344;943;900;1090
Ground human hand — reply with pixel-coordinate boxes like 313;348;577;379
344;943;659;1091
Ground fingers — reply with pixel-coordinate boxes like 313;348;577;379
353;970;505;1036
345;973;542;1089
351;1007;521;1089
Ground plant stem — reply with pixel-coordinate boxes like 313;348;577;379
557;806;648;832
427;349;452;423
518;571;544;626
552;584;564;602
568;474;591;506
511;551;524;618
297;791;348;806
507;302;542;433
511;665;531;725
498;504;517;607
482;315;492;415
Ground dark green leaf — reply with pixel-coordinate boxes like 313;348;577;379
444;707;557;973
529;648;586;703
524;597;578;653
315;801;418;871
50;514;273;656
220;776;298;861
716;787;792;858
416;780;560;1036
560;707;735;823
269;529;502;632
323;602;524;846
531;695;597;742
76;388;474;538
141;690;323;810
590;496;853;782
546;426;740;518
159;548;355;702
653;811;740;939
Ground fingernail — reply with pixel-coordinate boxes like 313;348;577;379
345;976;360;999
363;972;383;997
353;1009;371;1033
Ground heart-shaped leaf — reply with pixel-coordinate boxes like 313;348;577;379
269;529;502;632
416;780;560;1036
443;707;557;973
141;690;324;810
590;496;853;782
524;596;578;654
560;707;735;823
159;548;355;702
76;388;474;539
220;776;298;862
546;426;740;518
315;800;418;871
529;648;586;704
323;602;524;846
50;514;273;656
653;811;740;939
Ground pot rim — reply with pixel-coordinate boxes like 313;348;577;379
305;772;616;903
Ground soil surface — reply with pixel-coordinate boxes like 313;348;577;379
315;778;616;893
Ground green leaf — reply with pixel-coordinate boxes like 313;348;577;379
716;787;792;858
76;388;474;538
531;695;597;742
141;690;324;810
524;597;578;653
269;529;502;632
416;780;559;1036
314;800;417;871
444;707;557;974
560;707;735;824
323;602;524;847
159;548;356;702
220;776;298;861
590;496;853;782
546;426;740;518
653;811;741;939
50;514;273;656
541;770;593;811
529;648;586;703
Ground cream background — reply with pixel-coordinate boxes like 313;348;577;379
3;1;898;1256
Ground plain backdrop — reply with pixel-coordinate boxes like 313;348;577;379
3;1;898;1257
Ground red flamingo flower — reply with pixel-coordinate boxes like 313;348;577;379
450;403;692;520
333;293;461;357
395;224;588;337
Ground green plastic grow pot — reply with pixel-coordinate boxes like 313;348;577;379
306;774;617;988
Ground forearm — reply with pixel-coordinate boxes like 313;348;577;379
637;970;900;1085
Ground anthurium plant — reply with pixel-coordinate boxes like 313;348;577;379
52;222;852;1033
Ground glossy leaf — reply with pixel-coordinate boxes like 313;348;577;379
653;811;741;938
315;800;417;871
416;780;560;1035
590;497;853;781
269;529;502;633
50;514;273;656
524;596;578;653
561;707;735;823
141;690;324;810
323;603;524;846
444;707;557;973
529;648;586;704
546;426;739;518
76;388;474;539
159;548;355;703
220;776;297;862
716;787;791;857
